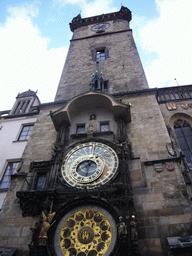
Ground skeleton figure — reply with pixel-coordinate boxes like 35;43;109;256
130;215;140;242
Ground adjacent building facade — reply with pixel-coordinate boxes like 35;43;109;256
0;6;192;256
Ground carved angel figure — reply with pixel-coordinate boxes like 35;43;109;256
39;204;56;245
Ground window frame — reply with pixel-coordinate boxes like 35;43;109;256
100;121;110;132
35;171;47;191
17;124;34;141
0;160;20;191
96;49;106;61
174;119;192;163
76;123;86;134
93;47;108;61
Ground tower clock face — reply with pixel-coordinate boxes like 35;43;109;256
61;142;119;188
91;23;110;31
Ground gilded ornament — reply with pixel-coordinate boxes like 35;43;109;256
59;208;112;255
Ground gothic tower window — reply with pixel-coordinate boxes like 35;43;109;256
92;48;108;61
174;119;192;163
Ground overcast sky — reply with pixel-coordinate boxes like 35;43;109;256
0;0;191;110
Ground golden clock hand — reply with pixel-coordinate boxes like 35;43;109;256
89;144;96;158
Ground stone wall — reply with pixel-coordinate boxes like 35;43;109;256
122;93;171;161
0;175;38;256
21;105;59;173
55;28;148;101
124;93;192;255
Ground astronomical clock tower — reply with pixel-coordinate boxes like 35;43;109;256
49;7;135;255
11;5;192;256
48;6;137;255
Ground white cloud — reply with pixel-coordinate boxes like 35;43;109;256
54;0;117;17
81;0;117;17
0;3;68;110
138;0;192;88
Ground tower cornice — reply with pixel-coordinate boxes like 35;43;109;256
69;6;132;32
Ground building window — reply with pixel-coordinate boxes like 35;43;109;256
100;122;109;132
76;124;85;134
35;172;46;191
104;81;108;92
174;119;192;163
96;49;105;61
0;162;20;190
18;124;34;141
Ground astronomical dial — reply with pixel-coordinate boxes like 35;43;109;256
61;142;119;189
71;155;104;183
91;23;110;32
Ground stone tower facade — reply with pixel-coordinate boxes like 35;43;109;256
55;6;148;101
0;6;192;256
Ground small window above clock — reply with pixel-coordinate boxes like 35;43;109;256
76;124;85;134
100;121;109;132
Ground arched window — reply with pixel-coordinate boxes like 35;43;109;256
174;119;192;163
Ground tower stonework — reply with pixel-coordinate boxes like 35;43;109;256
0;6;192;256
55;6;148;101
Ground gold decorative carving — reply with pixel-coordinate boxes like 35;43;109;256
59;208;112;255
39;203;56;246
166;102;177;111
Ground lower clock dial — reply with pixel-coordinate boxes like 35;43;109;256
61;142;119;188
54;206;117;256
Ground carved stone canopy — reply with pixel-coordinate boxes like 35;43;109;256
50;91;131;130
16;89;37;99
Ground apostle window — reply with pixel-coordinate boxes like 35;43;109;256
18;124;34;141
76;124;85;134
174;119;192;163
100;122;109;132
0;161;20;190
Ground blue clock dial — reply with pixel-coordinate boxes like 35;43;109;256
61;142;119;188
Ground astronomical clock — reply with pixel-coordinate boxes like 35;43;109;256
50;139;125;256
61;142;119;189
